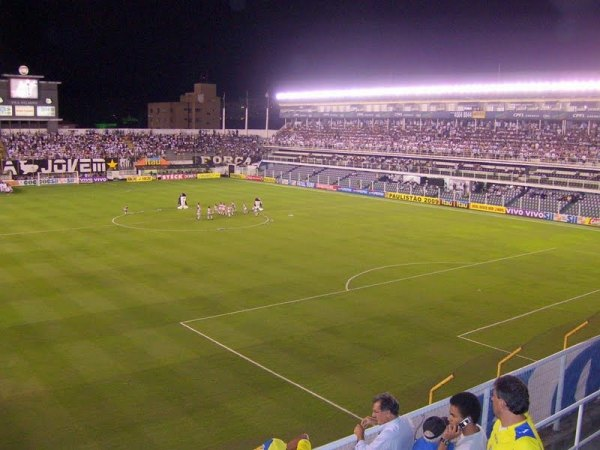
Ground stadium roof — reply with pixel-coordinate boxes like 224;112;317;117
276;80;600;103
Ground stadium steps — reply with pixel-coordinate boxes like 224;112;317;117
260;163;300;180
560;197;582;214
505;188;529;207
308;167;327;182
336;172;353;184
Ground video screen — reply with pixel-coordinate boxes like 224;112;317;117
10;78;39;99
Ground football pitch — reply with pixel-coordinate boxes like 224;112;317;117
1;178;599;449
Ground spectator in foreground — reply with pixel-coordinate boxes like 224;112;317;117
439;392;486;450
487;375;543;450
255;433;311;450
354;392;413;450
412;416;448;450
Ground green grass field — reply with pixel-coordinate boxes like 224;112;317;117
1;178;599;449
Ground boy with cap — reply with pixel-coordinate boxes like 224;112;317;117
412;416;451;450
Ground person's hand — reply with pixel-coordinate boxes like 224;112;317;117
354;423;366;440
361;416;376;428
442;423;461;441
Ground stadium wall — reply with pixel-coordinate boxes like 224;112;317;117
233;173;600;227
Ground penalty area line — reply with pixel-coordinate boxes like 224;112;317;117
180;248;558;410
458;336;537;362
179;322;361;420
344;262;474;291
459;288;600;337
457;288;600;361
184;248;556;324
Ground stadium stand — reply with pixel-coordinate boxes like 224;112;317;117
1;125;599;218
1;130;261;163
271;119;600;165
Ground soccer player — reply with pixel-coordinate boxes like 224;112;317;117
253;197;263;216
123;205;128;215
178;193;188;209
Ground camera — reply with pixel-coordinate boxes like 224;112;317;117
457;417;472;429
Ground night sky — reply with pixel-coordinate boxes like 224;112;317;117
2;0;599;127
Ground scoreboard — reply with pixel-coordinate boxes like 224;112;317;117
0;65;61;131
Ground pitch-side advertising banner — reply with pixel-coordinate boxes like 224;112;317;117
126;175;154;183
196;173;221;180
469;202;507;214
505;207;553;220
316;183;338;191
159;174;197;180
80;176;108;184
385;192;441;205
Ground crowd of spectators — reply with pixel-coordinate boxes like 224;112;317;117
333;378;543;450
271;119;600;165
1;129;262;164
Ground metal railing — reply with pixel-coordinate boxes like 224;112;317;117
536;389;600;450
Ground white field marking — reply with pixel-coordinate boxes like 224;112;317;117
181;248;555;415
459;288;600;337
111;212;271;232
184;248;555;324
180;322;362;420
0;224;114;237
345;262;473;291
182;288;349;324
347;248;555;293
229;178;600;233
457;288;600;361
458;335;537;362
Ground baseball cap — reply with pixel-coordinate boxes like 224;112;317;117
423;416;448;440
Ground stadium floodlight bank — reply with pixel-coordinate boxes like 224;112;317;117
276;80;600;102
275;78;600;122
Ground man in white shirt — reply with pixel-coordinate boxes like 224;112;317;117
354;392;414;450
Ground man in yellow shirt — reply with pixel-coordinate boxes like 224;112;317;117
487;375;543;450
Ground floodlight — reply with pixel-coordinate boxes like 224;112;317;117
275;80;600;102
